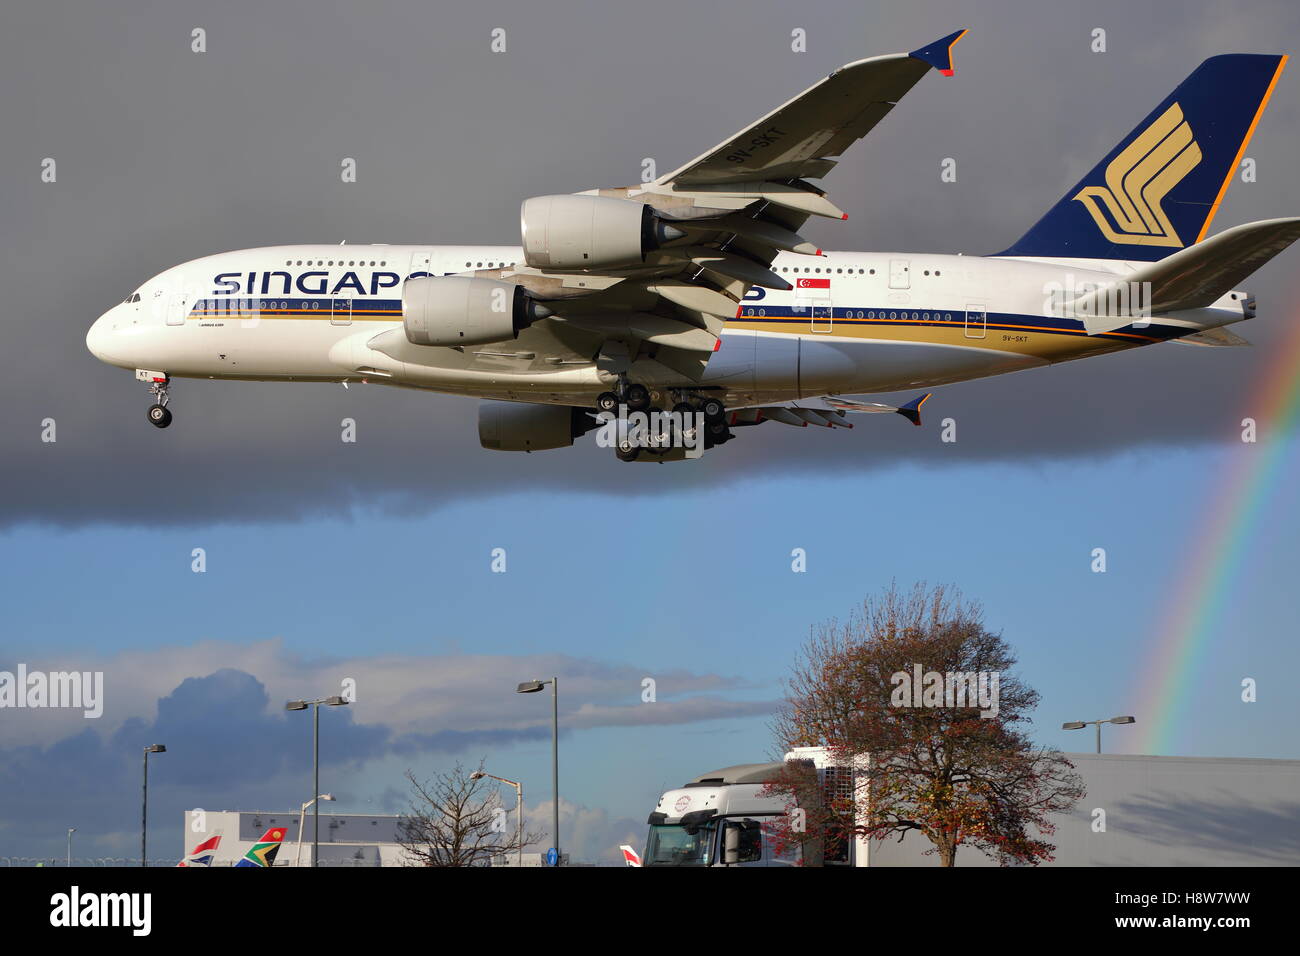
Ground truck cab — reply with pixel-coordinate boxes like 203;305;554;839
643;763;797;867
641;748;868;867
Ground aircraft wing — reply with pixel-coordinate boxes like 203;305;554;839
657;31;966;188
487;32;968;380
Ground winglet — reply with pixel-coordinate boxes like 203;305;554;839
896;392;931;427
910;30;967;76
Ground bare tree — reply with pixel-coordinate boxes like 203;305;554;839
767;582;1085;866
397;761;542;867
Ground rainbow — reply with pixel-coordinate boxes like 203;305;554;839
1133;303;1300;753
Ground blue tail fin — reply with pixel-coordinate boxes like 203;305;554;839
997;53;1287;261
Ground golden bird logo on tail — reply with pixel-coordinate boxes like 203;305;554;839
1073;102;1202;247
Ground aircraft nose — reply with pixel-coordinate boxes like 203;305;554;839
87;304;133;368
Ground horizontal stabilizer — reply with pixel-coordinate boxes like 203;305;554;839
1172;327;1251;347
1076;217;1300;333
822;392;931;426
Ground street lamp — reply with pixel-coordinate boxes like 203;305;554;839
294;794;335;867
516;677;559;866
141;745;166;867
66;828;75;868
471;770;524;868
1062;715;1136;754
286;696;349;867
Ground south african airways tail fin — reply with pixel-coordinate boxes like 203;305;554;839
997;53;1288;262
233;826;287;868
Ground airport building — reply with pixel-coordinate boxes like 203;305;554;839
181;810;409;866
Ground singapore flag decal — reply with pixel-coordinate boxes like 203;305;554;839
796;278;831;289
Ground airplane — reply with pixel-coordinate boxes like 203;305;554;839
619;844;643;867
233;826;287;868
86;32;1300;462
176;832;222;867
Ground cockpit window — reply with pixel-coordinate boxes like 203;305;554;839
124;292;141;303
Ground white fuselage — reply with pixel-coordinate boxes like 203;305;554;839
86;244;1248;409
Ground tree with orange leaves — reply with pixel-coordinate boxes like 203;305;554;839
767;583;1084;867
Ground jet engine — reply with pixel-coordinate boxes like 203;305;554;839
403;276;552;347
478;401;597;452
520;194;685;270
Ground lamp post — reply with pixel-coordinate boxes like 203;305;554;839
141;745;166;867
516;677;558;865
66;828;75;868
286;696;349;867
471;770;524;867
294;794;335;867
1062;715;1136;753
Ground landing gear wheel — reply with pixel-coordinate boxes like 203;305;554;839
596;391;620;414
615;441;641;462
671;401;695;418
704;422;732;449
147;404;173;429
699;396;726;422
624;383;651;412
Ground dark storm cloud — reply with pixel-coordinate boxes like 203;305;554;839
0;644;775;857
2;0;1299;527
0;668;386;859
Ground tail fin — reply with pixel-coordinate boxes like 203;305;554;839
234;827;287;868
997;54;1288;261
176;833;222;867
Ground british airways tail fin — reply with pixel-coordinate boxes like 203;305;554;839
997;53;1288;262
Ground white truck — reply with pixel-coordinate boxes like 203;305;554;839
641;746;868;867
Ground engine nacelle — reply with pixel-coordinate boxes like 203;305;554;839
478;401;596;452
520;194;684;270
403;276;551;347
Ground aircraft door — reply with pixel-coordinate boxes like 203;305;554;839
165;292;189;326
331;297;353;327
409;249;434;278
964;303;987;339
889;259;911;289
795;296;833;333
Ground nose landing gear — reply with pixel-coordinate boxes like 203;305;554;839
147;403;172;428
138;371;173;429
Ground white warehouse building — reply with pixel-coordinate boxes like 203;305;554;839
870;753;1300;867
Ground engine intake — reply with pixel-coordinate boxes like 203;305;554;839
478;401;596;452
520;194;685;270
403;276;552;347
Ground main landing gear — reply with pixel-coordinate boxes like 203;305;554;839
600;384;734;460
143;374;173;429
596;381;653;413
